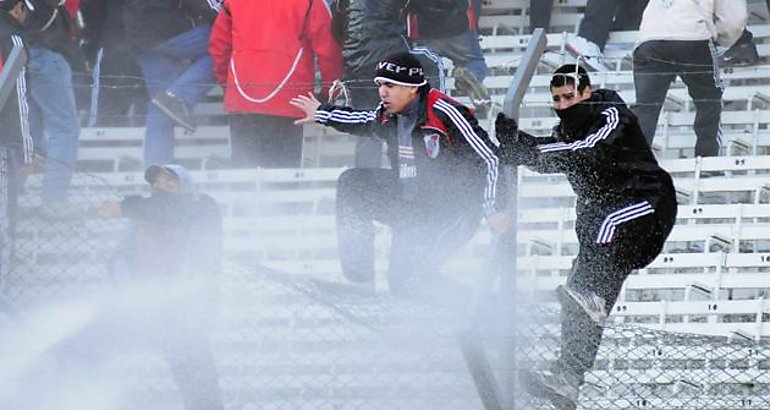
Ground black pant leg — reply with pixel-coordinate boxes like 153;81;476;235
228;113;303;168
559;198;675;379
387;211;481;298
529;0;555;32
577;0;619;50
676;41;723;157
336;168;400;284
610;0;649;31
632;41;677;146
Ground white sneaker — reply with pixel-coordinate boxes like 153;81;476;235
520;368;579;410
556;285;607;325
566;36;611;71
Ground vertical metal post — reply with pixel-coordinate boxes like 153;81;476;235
0;44;27;113
499;28;548;408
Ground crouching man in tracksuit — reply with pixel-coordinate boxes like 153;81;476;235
495;64;677;409
291;52;507;299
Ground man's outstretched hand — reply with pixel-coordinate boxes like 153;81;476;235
290;92;322;125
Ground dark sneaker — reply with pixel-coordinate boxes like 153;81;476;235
520;368;579;410
152;91;196;132
453;66;491;115
722;31;759;67
556;284;607;325
722;42;759;67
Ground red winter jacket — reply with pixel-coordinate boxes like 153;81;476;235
209;0;342;118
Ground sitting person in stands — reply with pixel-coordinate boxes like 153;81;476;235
94;164;223;410
290;52;507;299
495;65;677;409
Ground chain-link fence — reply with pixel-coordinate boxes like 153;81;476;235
0;171;768;410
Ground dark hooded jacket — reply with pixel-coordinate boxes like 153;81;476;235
503;89;676;212
119;165;222;278
332;0;411;80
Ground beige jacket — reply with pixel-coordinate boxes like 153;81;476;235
637;0;747;47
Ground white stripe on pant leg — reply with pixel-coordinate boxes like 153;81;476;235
597;202;653;244
596;201;653;244
596;201;651;241
598;207;655;244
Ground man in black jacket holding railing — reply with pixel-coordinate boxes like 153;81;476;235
495;64;677;409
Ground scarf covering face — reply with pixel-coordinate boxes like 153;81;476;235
554;98;596;140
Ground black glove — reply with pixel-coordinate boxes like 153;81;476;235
495;113;522;165
495;112;519;142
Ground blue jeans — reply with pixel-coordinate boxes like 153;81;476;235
419;30;487;81
28;45;81;203
139;25;214;166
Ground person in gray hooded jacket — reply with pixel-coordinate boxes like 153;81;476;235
95;164;223;410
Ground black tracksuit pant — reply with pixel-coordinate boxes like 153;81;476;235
578;0;649;50
336;168;482;297
558;195;677;381
632;40;723;157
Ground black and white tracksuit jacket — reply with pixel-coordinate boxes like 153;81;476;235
510;89;676;261
316;88;504;217
0;13;33;163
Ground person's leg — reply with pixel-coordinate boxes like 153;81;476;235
387;210;481;301
529;0;555;33
560;198;675;378
228;113;260;168
255;115;304;168
677;41;723;157
577;0;619;50
161;314;222;410
139;50;184;166
155;25;216;107
422;31;487;82
557;249;619;383
94;43;147;126
27;45;81;204
229;113;303;168
610;0;649;31
335;168;399;285
631;41;677;147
